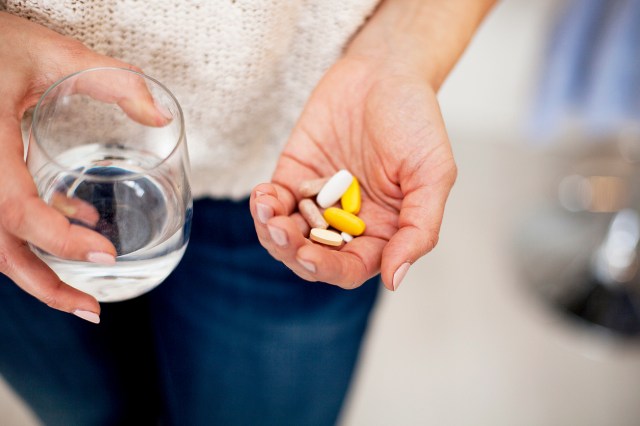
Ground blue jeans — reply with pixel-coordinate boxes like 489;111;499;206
0;198;379;425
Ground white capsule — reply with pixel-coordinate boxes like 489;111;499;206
316;170;353;208
341;232;353;243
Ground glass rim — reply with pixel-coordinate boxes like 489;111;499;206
31;67;186;182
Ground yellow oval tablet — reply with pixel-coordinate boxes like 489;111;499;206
341;177;361;214
323;207;366;236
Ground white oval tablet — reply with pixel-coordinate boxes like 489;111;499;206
316;170;353;208
340;232;353;243
310;228;343;246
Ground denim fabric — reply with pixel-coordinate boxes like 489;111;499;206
0;197;379;426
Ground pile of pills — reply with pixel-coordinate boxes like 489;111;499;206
297;169;366;246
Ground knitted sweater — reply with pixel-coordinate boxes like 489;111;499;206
1;0;379;198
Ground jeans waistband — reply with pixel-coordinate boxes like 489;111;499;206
190;197;258;247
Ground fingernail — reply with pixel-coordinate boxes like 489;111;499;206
154;100;173;122
73;309;100;324
268;225;288;247
256;203;274;224
393;262;411;291
297;258;316;274
57;204;77;217
87;252;116;265
255;190;267;198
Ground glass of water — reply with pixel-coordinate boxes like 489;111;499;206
27;67;192;302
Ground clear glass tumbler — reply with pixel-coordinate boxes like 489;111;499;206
27;67;192;302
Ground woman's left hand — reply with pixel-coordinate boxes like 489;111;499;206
250;54;457;291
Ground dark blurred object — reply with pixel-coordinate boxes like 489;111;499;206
520;0;640;341
515;154;640;340
560;209;640;337
562;276;640;337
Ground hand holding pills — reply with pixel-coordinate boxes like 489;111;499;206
250;55;457;292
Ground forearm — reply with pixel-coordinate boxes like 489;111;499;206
346;0;497;90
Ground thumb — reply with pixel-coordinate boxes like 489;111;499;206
54;51;172;127
380;163;457;291
35;42;171;127
77;58;172;127
4;12;169;127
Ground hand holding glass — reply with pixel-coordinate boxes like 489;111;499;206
27;68;192;302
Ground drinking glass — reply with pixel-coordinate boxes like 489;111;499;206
27;67;192;302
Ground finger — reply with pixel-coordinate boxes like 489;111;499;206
270;150;325;211
3;13;169;127
380;162;457;291
1;195;116;262
290;212;310;236
252;182;383;287
250;186;310;269
250;184;309;234
0;121;116;263
250;184;286;241
74;63;172;127
295;236;386;289
55;52;171;127
0;235;100;322
256;181;298;216
51;192;100;227
251;183;300;249
261;214;318;281
250;186;296;265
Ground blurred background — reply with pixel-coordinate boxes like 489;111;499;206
3;0;640;424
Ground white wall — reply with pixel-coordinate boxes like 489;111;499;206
341;1;640;425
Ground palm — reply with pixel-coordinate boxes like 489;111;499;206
253;56;456;289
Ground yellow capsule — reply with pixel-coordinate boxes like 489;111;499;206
323;207;366;236
340;177;361;214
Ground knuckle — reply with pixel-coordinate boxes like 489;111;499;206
342;281;359;290
47;233;73;258
340;266;365;290
340;276;365;290
341;272;358;290
257;236;280;260
50;229;73;258
293;268;317;283
66;38;88;53
62;39;94;62
0;200;26;235
448;160;459;184
40;281;64;310
0;249;12;275
127;64;144;74
424;234;439;253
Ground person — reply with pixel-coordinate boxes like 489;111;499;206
0;0;495;424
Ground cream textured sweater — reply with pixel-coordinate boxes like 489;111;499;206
1;0;379;198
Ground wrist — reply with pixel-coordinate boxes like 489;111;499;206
344;33;442;90
344;0;497;91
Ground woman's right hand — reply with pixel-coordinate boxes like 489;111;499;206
0;12;167;323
